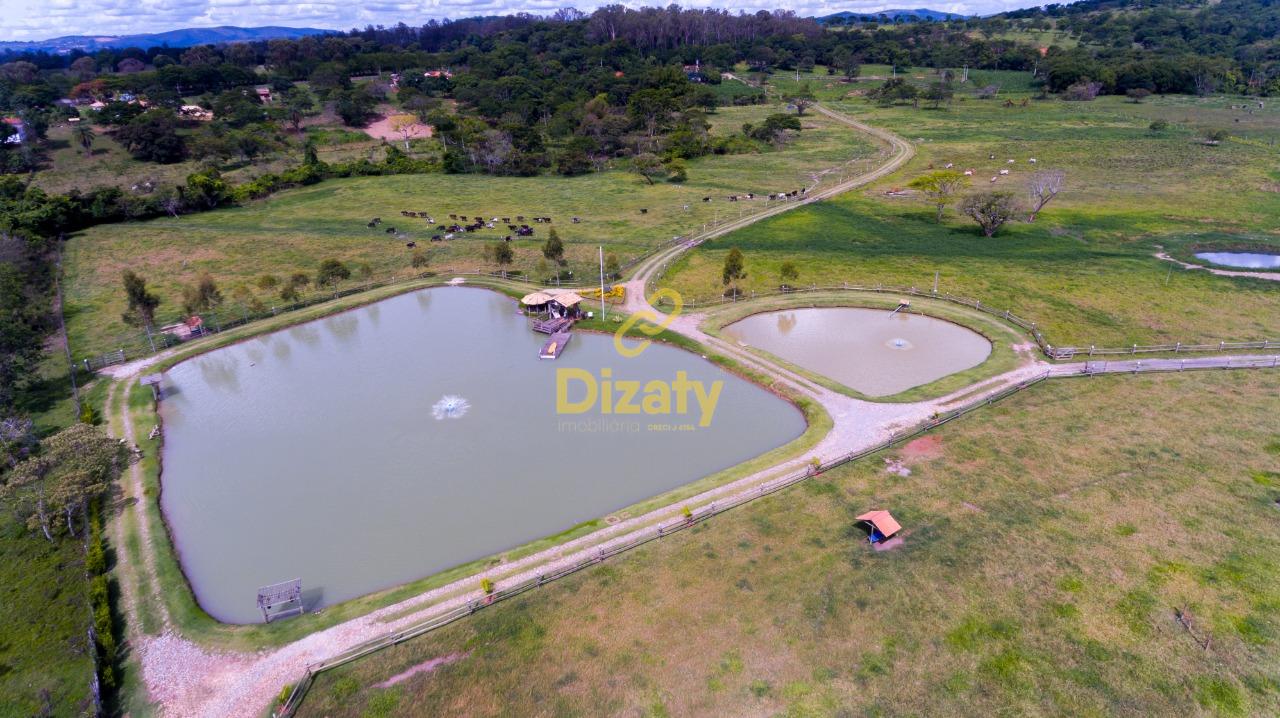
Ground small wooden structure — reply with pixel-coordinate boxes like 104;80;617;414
540;331;572;359
548;292;583;319
256;578;304;623
856;510;902;544
520;291;553;314
140;373;163;400
532;316;573;334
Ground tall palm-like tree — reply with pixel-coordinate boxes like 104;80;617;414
71;123;95;157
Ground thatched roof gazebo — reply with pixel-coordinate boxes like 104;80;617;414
521;291;554;313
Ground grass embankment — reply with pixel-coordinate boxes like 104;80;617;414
112;284;830;652
0;519;95;717
300;369;1280;717
694;291;1029;402
62;105;876;357
662;91;1280;348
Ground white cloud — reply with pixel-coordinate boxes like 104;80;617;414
0;0;1042;42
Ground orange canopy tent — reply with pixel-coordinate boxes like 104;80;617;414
856;510;902;543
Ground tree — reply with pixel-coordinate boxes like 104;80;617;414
1026;170;1065;222
1202;128;1229;145
1;423;123;542
410;248;429;269
389;114;423;151
779;261;799;288
722;247;746;295
923;80;954;109
870;78;918;106
961;192;1020;237
542;228;565;265
69;56;97;82
1126;88;1152;103
281;87;315;133
908;170;969;222
786;82;816;116
605;253;620;279
316;259;351;286
121;270;160;328
632;152;667;185
116;110;185;163
182;273;223;315
71;124;96;157
490;242;514;274
335;87;377;127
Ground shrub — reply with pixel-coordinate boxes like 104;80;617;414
1061;81;1103;101
1148;119;1170;133
411;249;429;269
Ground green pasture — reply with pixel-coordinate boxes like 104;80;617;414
661;93;1280;347
299;369;1280;717
62;106;876;356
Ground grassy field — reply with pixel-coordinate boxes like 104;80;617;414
660;91;1280;348
62;105;878;356
0;515;96;718
299;369;1280;717
33;119;415;197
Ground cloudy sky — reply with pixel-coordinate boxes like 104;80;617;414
0;0;1042;42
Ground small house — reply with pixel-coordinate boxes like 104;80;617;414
2;117;24;145
160;315;206;342
547;291;583;319
855;510;902;544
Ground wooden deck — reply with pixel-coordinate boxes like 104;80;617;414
540;331;572;359
532;316;574;334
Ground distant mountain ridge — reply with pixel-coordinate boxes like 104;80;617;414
818;8;971;23
0;25;334;53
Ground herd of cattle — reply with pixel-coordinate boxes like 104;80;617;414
365;188;814;248
367;212;586;248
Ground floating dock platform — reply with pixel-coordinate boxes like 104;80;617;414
540;331;572;359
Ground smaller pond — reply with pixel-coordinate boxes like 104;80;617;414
722;307;992;397
1194;252;1280;270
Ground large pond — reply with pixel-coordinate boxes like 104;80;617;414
159;287;804;623
1194;251;1280;269
722;307;992;397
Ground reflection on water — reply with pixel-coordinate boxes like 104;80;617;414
723;307;992;397
1194;251;1280;269
158;287;804;623
324;313;360;343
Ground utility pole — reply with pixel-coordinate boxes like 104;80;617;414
598;245;607;320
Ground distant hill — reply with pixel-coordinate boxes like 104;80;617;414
817;8;971;24
0;26;334;54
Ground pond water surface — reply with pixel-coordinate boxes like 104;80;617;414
722;307;992;397
1194;251;1280;269
159;287;804;623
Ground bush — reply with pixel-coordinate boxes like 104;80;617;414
1061;81;1103;101
481;577;495;594
1149;119;1170;133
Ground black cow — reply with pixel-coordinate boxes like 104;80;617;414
406;241;416;248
